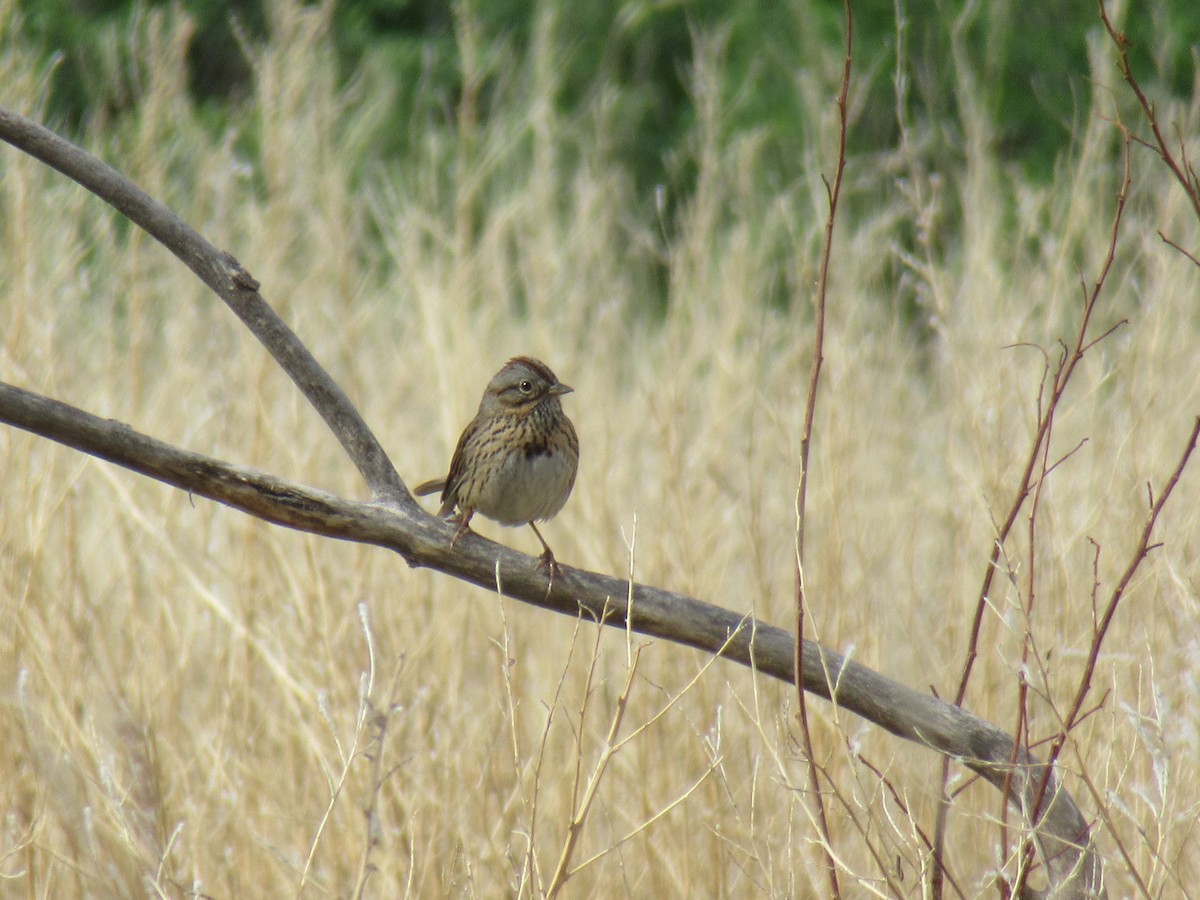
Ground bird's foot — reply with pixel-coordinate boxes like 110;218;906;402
535;548;561;578
450;511;474;547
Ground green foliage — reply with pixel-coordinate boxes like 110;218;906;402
17;0;261;126
12;0;1197;267
19;0;1199;188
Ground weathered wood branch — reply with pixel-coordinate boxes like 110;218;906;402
0;108;407;505
0;108;1105;898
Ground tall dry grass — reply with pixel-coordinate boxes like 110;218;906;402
2;3;1198;896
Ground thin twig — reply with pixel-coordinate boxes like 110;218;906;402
1158;231;1200;268
1013;416;1200;898
855;753;968;899
793;2;853;895
950;132;1132;709
932;115;1133;900
1098;0;1200;227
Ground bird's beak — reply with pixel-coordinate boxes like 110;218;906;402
550;382;574;396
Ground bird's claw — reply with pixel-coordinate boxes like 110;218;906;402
535;550;561;578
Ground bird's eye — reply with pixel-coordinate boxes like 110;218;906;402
519;380;534;393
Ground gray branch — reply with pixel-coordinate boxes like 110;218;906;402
0;108;1104;899
0;108;407;505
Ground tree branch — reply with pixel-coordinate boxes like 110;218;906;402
0;107;408;505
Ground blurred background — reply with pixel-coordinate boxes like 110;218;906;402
2;0;1198;895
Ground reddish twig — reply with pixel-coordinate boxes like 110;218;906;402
793;2;852;895
854;753;968;898
1005;9;1200;894
1012;416;1200;897
1158;231;1200;268
932;88;1135;900
932;127;1133;900
1099;0;1200;248
999;405;1053;884
952;135;1131;708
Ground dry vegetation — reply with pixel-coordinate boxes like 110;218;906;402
2;3;1199;897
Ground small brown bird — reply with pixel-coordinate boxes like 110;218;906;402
415;357;579;572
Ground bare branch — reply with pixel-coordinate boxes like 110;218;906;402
0;108;408;504
1010;415;1200;900
792;1;854;893
1052;416;1200;743
1159;231;1200;268
1098;0;1200;227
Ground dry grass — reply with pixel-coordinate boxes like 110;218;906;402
2;4;1199;897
